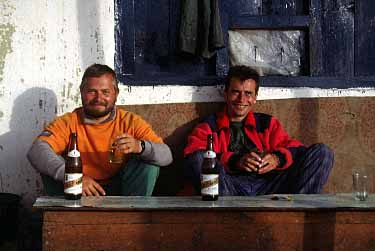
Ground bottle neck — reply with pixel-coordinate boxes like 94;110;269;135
206;135;213;150
205;134;215;158
68;134;80;157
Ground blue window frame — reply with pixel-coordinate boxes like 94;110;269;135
115;0;375;88
114;0;225;86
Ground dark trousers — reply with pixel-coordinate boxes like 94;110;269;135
184;144;334;196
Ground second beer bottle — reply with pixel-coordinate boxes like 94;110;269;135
201;134;219;201
64;132;83;200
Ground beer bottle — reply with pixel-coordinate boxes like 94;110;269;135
201;134;219;201
64;132;83;200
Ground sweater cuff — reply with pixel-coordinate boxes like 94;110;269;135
228;153;242;171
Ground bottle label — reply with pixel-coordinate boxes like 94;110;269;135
203;150;216;158
201;174;219;196
64;173;83;195
67;149;80;157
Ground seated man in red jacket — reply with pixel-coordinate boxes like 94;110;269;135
184;65;334;195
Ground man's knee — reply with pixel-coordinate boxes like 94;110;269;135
310;143;334;164
306;143;334;180
184;151;204;174
184;151;205;193
125;159;160;180
318;143;334;158
139;162;160;180
120;159;160;196
40;174;64;196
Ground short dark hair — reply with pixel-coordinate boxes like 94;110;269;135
224;65;260;94
80;64;119;92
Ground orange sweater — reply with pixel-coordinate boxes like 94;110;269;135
38;107;163;182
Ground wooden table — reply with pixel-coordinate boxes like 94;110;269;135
33;194;375;251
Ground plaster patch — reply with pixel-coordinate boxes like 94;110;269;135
0;0;16;20
0;23;16;83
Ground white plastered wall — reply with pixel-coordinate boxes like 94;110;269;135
0;0;374;207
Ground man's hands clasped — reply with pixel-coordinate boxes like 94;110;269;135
237;150;280;174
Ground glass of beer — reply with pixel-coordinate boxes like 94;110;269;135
108;136;125;164
251;148;266;173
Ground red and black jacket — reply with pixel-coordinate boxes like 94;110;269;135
184;110;306;172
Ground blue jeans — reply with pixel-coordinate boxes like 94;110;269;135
41;158;160;196
184;144;334;195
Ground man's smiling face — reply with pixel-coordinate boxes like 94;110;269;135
224;78;258;122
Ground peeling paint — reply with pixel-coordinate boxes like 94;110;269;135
61;84;66;98
0;23;16;82
67;82;73;99
76;67;82;79
0;0;15;18
94;29;104;60
73;91;80;104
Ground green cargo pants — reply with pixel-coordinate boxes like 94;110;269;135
41;158;159;196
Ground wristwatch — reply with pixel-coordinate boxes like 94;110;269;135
139;140;145;154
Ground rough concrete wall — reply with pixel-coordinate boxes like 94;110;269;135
0;0;114;207
0;0;375;209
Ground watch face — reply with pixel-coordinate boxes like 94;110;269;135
141;140;145;152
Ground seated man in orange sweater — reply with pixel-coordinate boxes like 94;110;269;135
27;64;172;196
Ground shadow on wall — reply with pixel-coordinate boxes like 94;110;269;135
0;87;57;251
0;87;57;207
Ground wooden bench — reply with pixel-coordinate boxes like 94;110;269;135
120;97;375;195
34;194;375;251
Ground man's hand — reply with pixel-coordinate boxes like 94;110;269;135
257;153;280;174
82;175;106;196
115;133;142;154
237;151;279;174
237;151;263;173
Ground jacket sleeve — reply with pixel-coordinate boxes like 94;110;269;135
268;117;306;170
184;122;235;172
184;123;213;157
